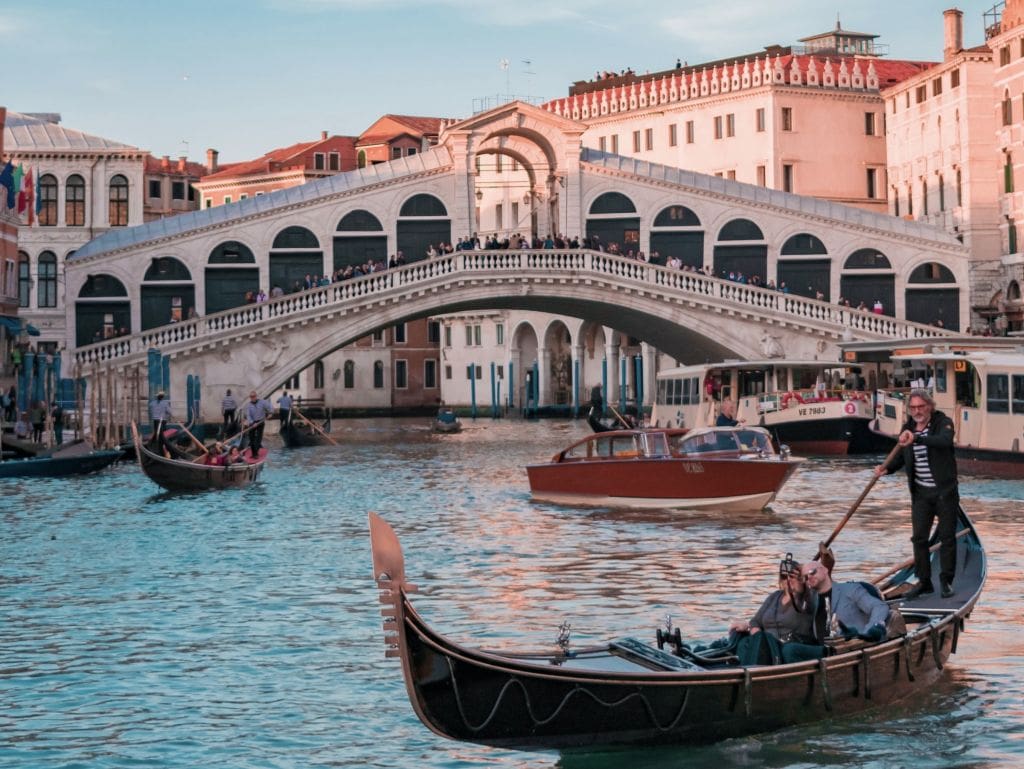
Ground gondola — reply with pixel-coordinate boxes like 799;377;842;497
131;423;267;492
369;508;985;751
0;443;122;478
280;413;333;448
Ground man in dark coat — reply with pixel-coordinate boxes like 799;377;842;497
874;388;959;599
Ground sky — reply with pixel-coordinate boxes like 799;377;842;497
0;0;1005;163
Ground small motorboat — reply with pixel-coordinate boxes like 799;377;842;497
526;426;802;511
368;508;985;751
280;413;333;448
0;440;122;478
434;408;462;434
131;423;267;492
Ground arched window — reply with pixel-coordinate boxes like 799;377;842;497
1003;89;1013;126
921;179;929;216
1005;153;1014;194
399;194;447;217
956;168;963;206
1008;280;1022;302
109;174;129;226
938;174;945;211
588;192;637;214
272;226;319;249
144;257;192;281
908;262;956;283
66;174;85;226
344;360;355;389
780;233;827;255
653;205;700;226
336;210;384;231
844;249;892;269
314;360;325;389
373;360;384;389
718;219;763;241
17;251;30;307
357;150;367;169
37;252;57;308
38;174;58;227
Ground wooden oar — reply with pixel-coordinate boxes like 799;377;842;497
607;404;633;429
222;419;265;447
175;422;209;454
873;527;971;591
814;442;903;568
292;407;338;446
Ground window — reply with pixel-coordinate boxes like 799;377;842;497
893;187;900;217
987;374;1009;413
916;85;927;104
866;168;877;199
314;152;325;170
938;174;945;211
65;174;85;225
727;170;736;180
1003;91;1013;126
599;136;607;152
756;165;766;186
465;323;481;346
905;92;910;108
781;107;792;131
109;174;129;226
782;164;793;193
314;360;325;389
907;183;913;216
444;325;452;347
39;174;58;226
395;360;408;389
394;323;407;344
864;112;875;136
756;107;765;132
285;373;300;390
922;179;929;215
1000;45;1011;66
407;147;417;156
204;199;212;208
713;116;723;139
329;152;340;171
495;323;504;345
373;360;385;389
373;329;384;345
18;252;30;307
424;359;437;389
685;121;694;143
726;113;735;137
391;147;402;160
239;193;247;200
188;185;196;201
668;124;678;146
37;252;57;307
223;196;232;205
1013;374;1024;414
497;365;504;379
148;179;161;198
445;365;452;380
1010;218;1018;254
1005;153;1014;194
950;68;960;88
466;365;482;380
511;201;518;224
171;181;185;200
932;77;942;96
428;320;441;344
495;203;503;230
633;130;641;152
645;127;653;150
610;135;618;153
956;168;962;206
344;360;355;388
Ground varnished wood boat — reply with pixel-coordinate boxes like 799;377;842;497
280;414;333;448
527;426;803;511
131;423;267;492
369;509;985;751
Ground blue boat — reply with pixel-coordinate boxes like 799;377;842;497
0;447;123;478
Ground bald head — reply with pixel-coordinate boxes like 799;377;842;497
802;562;832;593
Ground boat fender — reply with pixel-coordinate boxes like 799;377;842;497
818;658;833;712
930;626;944;671
861;650;872;700
902;636;916;682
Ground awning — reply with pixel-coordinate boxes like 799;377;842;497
0;316;22;335
25;323;40;336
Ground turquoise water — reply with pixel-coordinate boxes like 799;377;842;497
1;419;1022;769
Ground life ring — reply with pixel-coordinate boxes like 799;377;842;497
844;401;856;415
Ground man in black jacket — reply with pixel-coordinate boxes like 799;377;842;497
874;388;959;599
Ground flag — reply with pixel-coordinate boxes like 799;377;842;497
0;161;14;208
12;163;25;208
34;167;42;219
17;167;33;218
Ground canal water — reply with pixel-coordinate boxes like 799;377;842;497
1;419;1022;769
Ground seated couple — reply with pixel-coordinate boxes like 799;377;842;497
200;442;247;466
728;553;892;666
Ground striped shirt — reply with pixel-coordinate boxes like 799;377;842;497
221;395;237;412
912;426;936;488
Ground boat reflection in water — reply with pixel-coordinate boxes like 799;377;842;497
526;426;803;511
368;508;985;752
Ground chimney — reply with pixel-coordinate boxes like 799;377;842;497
944;8;963;61
206;148;219;173
0;107;6;157
161;155;170;170
321;130;328;141
177;156;187;172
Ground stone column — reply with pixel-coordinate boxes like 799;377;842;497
538;345;550;406
641;342;657;405
605;334;619;403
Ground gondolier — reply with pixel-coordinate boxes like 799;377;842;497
221;389;238;432
148;391;172;452
245;391;273;455
276;390;293;425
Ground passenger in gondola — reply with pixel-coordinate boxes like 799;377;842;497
226;445;245;464
729;554;817;665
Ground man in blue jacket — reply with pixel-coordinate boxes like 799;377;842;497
874;388;959;599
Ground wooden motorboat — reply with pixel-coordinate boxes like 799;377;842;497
526;426;803;511
369;509;985;751
131;423;267;492
434;408;462;434
0;442;122;478
280;413;333;448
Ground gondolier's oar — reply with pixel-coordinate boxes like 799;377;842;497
814;442;903;571
607;404;633;429
293;407;338;446
222;419;264;446
175;423;209;454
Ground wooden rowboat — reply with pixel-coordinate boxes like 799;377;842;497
369;509;985;751
131;423;267;492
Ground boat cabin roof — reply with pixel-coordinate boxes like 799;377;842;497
839;337;1024;364
657;359;852;379
889;349;1024;370
553;426;775;462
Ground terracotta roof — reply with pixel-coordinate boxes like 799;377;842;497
382;115;443;135
200;136;357;181
545;55;936;116
144;155;208;177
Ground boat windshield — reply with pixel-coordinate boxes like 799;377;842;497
640;432;670;457
672;431;739;454
735;429;772;453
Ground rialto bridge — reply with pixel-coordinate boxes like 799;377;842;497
65;102;962;406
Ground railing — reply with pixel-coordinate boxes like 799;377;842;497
73;250;944;369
